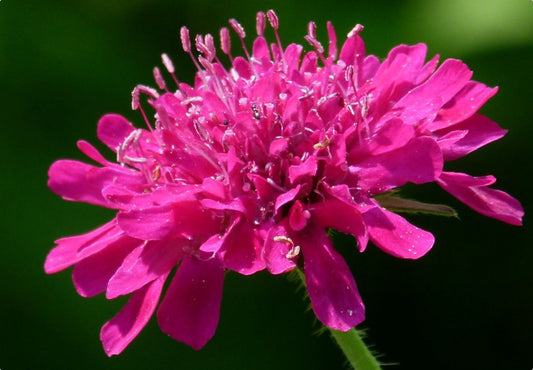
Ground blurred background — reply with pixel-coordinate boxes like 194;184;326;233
1;0;531;369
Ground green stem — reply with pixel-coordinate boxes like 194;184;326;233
329;327;382;370
294;268;382;370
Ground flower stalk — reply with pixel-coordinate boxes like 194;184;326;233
294;268;381;370
329;328;382;370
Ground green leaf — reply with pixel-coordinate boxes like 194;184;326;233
375;195;458;217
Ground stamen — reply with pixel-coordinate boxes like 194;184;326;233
198;56;215;74
228;18;246;39
273;236;301;259
153;67;168;91
131;86;158;131
195;34;215;62
307;21;317;40
152;165;161;181
123;155;147;164
266;177;287;193
180;26;191;53
161;53;175;74
345;65;354;82
286;245;300;259
179;27;207;82
256;11;266;36
266;9;279;30
161;53;179;87
220;27;232;59
117;129;143;164
344;64;358;95
131;87;140;111
273;235;294;246
305;21;326;64
347;24;364;38
229;18;258;77
313;135;331;149
204;34;216;61
266;10;285;63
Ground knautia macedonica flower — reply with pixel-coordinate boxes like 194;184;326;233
46;10;523;356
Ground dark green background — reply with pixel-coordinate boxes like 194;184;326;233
1;1;531;369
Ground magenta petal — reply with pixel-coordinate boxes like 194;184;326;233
436;114;507;161
106;240;186;299
300;227;365;331
437;172;524;225
48;160;143;208
274;185;301;215
48;160;110;207
72;237;141;297
351;137;443;194
433;81;498;129
363;207;435;259
45;220;121;274
394;59;473;124
361;118;416;156
264;222;298;274
100;273;167;356
157;256;225;350
288;200;310;231
97;114;136;152
288;155;318;184
117;204;176;240
77;140;112;166
310;196;368;252
223;219;266;275
118;200;218;240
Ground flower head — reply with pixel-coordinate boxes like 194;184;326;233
46;10;523;356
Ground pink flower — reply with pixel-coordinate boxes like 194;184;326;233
46;11;523;356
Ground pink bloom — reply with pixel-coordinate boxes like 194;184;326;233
46;11;523;355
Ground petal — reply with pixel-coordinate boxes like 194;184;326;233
393;59;473;124
326;21;338;60
48;160;109;207
347;118;416;160
310;196;368;252
252;36;271;63
369;43;430;100
72;237;141;297
300;227;365;331
436;114;507;161
45;220;122;274
288;200;311;231
106;240;186;299
97;114;135;152
263;222;298;274
48;160;143;208
339;34;365;68
288;155;318;184
100;273;168;356
274;185;301;215
77;140;112;166
437;172;523;226
363;207;435;259
222;218;266;275
117;198;219;241
350;137;443;194
118;204;176;240
432;82;498;129
157;256;225;350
